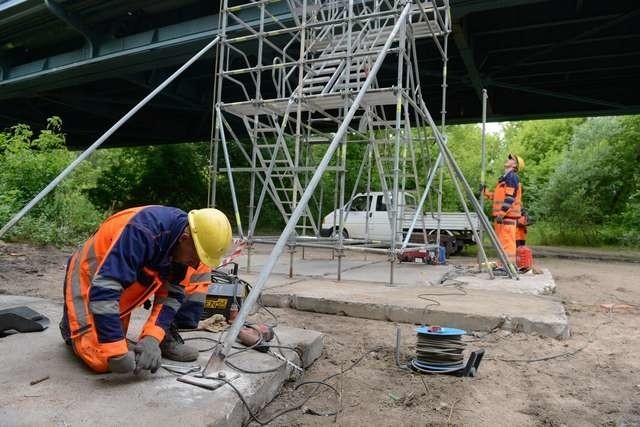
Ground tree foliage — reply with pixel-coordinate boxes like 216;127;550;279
87;143;210;213
2;114;639;247
503;115;640;246
0;117;103;245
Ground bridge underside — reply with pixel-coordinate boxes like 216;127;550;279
0;0;638;148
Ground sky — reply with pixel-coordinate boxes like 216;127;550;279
482;121;504;137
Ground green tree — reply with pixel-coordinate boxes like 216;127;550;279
543;117;639;225
87;143;210;213
0;117;103;245
503;118;585;217
440;124;503;212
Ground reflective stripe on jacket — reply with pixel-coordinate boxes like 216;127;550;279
174;263;212;329
485;171;521;219
63;205;188;354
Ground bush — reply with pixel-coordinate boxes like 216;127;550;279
0;118;103;246
526;221;640;248
86;143;210;212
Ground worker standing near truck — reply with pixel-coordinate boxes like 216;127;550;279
482;154;524;273
59;206;232;374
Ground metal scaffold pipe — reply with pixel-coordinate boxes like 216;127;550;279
0;36;221;239
478;88;488;268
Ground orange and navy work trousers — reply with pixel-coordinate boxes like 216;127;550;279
60;266;210;373
516;225;527;247
494;219;517;265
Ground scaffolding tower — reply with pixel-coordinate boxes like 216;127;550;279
209;0;514;284
0;0;518;368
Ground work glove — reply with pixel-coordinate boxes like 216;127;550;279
134;336;161;374
494;215;504;224
478;184;486;195
107;351;135;374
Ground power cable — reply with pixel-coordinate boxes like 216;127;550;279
173;270;380;425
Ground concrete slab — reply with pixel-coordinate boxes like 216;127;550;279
452;268;556;296
236;252;556;295
261;280;569;339
230;249;566;338
0;296;323;427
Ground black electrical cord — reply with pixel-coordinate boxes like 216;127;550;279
165;347;383;426
487;317;613;364
235;347;382;426
179;289;299;375
245;282;278;328
417;282;467;321
492;343;588;363
206;270;278;328
173;269;372;425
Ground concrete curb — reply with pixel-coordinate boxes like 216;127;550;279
532;246;640;263
262;282;570;339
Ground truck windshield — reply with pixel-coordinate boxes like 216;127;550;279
349;195;372;211
377;193;416;211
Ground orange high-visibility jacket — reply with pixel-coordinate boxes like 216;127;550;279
484;170;522;219
62;206;190;359
173;263;212;328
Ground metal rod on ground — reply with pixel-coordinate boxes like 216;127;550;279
477;89;488;269
209;3;414;366
389;6;408;286
216;107;244;239
441;139;494;280
290;0;308;280
401;152;443;249
208;4;225;209
0;36;220;239
418;98;512;279
337;0;354;282
435;4;450;251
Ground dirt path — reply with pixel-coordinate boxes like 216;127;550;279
1;242;638;426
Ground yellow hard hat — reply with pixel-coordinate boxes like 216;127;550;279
187;208;232;268
509;153;525;172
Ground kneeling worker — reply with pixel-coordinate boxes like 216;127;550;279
60;206;232;374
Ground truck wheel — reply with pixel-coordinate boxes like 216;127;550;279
334;228;349;239
453;241;465;255
444;240;456;257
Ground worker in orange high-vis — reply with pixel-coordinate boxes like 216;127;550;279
59;206;232;374
482;154;524;273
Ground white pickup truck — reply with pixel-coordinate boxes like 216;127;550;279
320;191;480;254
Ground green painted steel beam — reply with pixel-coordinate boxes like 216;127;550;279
486;80;628;110
474;13;620;37
449;107;640;125
0;1;291;98
449;0;550;18
451;17;491;112
486;34;640;56
43;0;97;57
0;0;552;92
488;8;640;79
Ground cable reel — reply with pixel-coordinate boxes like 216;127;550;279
409;326;485;377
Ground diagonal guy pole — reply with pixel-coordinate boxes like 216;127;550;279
0;37;220;239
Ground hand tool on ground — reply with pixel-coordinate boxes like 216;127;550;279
269;350;303;372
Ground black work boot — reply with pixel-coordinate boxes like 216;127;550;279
160;325;199;362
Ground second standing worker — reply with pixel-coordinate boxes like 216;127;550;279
483;154;524;273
